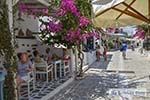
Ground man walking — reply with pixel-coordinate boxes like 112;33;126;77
120;41;127;59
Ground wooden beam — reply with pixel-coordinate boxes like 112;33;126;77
122;2;149;23
116;0;136;20
95;2;122;17
112;7;150;23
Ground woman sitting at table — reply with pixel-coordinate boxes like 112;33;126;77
33;50;43;63
61;48;70;67
33;50;47;69
16;52;34;96
62;48;70;60
45;48;52;64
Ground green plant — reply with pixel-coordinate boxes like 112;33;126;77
137;24;150;36
108;41;114;49
38;0;93;76
0;0;17;100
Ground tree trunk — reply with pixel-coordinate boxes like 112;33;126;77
0;0;17;100
77;45;84;77
69;48;76;78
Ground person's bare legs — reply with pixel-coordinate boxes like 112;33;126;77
96;54;100;61
122;51;126;60
96;53;100;61
16;75;24;98
104;55;107;63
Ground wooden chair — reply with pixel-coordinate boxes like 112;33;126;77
35;62;53;83
19;70;35;99
62;60;70;76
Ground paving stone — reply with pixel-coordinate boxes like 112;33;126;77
50;50;150;100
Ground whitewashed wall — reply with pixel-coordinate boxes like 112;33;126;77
69;49;75;76
16;38;38;54
14;11;96;75
87;51;96;65
14;12;39;34
15;38;63;58
83;52;88;66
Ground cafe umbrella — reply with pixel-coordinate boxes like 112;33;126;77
92;0;150;28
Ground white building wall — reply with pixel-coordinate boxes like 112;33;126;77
14;12;96;76
87;51;96;65
15;38;63;58
14;12;39;35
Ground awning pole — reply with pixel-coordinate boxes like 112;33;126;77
148;0;150;37
149;0;150;18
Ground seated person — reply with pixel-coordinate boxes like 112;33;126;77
51;53;61;61
45;48;52;64
62;49;70;66
33;50;43;63
62;48;70;60
33;50;47;70
16;52;34;96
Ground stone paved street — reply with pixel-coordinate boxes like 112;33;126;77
50;50;150;100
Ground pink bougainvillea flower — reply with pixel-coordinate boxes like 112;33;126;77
133;28;145;39
79;16;90;27
82;33;90;39
64;28;83;44
56;0;79;16
18;2;26;12
47;20;62;32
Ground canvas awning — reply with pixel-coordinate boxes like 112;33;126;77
92;0;150;27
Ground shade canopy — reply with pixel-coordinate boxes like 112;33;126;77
92;0;150;27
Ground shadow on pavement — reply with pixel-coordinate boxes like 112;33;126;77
51;72;137;100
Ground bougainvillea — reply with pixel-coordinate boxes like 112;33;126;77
79;16;90;27
47;20;62;32
39;0;99;46
58;0;79;16
18;0;99;46
17;0;100;44
133;28;145;39
18;0;99;76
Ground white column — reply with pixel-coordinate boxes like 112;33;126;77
7;0;17;100
69;49;73;76
69;47;78;78
7;0;13;34
70;49;75;77
74;47;78;76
